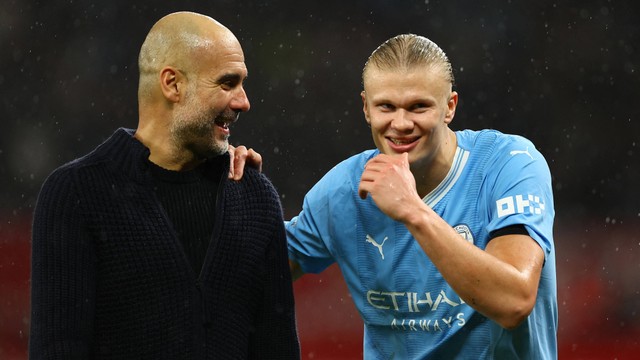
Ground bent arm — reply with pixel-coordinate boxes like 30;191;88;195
404;205;543;329
359;153;545;329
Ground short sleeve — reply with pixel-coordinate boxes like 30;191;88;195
286;181;337;274
485;136;555;257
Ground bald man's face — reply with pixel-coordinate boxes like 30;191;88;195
171;35;250;159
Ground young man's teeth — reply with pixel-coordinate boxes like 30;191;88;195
391;139;411;145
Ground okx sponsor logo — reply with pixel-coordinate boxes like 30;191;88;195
496;194;545;218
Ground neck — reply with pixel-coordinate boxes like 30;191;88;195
134;117;203;171
412;129;457;198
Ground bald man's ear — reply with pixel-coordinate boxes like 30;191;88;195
159;67;183;103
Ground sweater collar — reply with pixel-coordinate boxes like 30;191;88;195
98;128;230;184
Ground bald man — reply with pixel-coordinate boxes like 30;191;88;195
29;12;300;359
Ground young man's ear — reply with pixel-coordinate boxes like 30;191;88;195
445;91;459;124
159;67;183;103
361;90;371;125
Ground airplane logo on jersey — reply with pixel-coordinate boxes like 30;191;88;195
509;147;534;160
366;234;388;260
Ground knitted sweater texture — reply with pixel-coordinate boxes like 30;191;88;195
29;128;300;359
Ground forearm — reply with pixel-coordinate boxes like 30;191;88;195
403;204;541;329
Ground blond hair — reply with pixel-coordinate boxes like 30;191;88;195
362;34;454;86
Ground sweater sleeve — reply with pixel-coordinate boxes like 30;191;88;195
248;175;301;359
29;167;96;359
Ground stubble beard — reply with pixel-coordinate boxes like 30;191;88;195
171;101;230;160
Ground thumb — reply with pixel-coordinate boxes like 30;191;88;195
402;152;410;166
228;158;236;179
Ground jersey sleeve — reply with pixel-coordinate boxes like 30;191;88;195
485;135;555;257
286;177;338;274
286;152;369;275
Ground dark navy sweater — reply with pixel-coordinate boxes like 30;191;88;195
29;128;300;359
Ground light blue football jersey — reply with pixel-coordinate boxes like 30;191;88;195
287;129;557;359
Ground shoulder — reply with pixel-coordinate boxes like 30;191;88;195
457;129;532;149
337;149;379;168
34;154;98;219
298;150;377;208
458;129;547;167
320;149;378;186
489;132;550;175
43;128;131;185
37;130;134;206
228;167;280;201
224;168;285;224
239;166;274;186
40;149;104;193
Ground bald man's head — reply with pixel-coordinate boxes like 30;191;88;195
137;11;239;102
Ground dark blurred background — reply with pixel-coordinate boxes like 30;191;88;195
1;1;639;359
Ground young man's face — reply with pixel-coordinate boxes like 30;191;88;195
361;65;458;168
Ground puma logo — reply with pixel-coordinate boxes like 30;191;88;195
509;147;533;160
366;234;388;260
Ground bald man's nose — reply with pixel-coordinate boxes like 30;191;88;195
231;87;250;112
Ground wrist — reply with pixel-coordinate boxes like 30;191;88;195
401;201;431;229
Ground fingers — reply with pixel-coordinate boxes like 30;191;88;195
358;152;409;199
231;145;248;180
400;153;411;174
401;151;409;165
358;157;380;200
246;148;263;174
358;172;370;200
228;145;238;179
228;145;263;180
